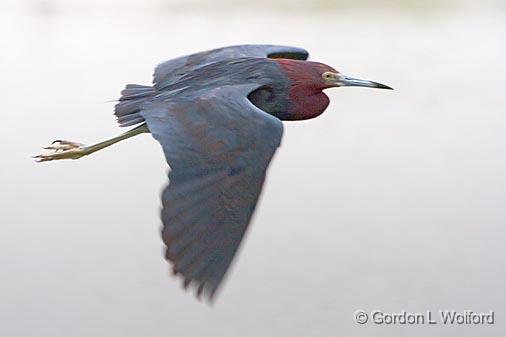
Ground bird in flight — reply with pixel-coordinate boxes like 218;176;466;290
35;44;392;301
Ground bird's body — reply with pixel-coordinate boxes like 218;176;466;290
116;56;339;126
35;44;392;301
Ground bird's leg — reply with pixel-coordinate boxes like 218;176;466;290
34;123;149;162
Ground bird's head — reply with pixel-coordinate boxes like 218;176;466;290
274;59;392;91
272;59;393;120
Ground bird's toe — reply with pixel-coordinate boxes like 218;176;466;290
34;140;87;162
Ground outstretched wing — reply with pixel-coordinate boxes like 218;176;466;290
140;84;284;300
153;44;309;89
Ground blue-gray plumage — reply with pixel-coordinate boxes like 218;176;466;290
35;44;392;301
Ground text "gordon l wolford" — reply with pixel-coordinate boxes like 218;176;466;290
364;310;494;325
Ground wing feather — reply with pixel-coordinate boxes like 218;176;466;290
140;84;283;300
153;44;308;89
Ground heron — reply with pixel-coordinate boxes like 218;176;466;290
35;44;392;301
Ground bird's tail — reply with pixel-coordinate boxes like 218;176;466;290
114;84;156;127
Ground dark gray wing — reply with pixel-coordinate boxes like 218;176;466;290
153;44;309;89
140;84;284;300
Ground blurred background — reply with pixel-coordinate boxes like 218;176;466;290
1;0;505;336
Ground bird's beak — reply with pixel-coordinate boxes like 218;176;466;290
331;73;393;90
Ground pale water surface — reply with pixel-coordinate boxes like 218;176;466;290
1;1;505;336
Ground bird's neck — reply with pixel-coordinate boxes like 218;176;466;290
284;85;330;121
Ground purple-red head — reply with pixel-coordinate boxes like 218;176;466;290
274;59;392;120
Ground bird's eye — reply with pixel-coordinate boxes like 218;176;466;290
323;72;332;79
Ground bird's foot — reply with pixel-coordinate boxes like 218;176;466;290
34;140;87;162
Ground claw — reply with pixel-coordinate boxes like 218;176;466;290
51;140;84;147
